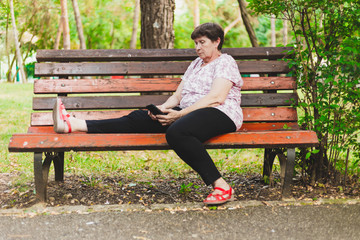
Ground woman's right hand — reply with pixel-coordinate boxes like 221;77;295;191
148;105;166;121
156;108;184;126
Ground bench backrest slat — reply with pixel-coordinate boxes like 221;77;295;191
34;77;296;94
31;107;298;126
32;94;297;110
36;47;293;62
35;61;291;77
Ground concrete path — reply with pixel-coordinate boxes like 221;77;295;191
1;199;360;240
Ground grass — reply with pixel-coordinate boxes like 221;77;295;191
0;82;267;190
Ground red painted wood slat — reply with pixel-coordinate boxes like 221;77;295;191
30;107;298;126
8;130;318;152
33;76;296;94
27;122;299;134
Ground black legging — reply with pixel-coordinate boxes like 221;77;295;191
86;107;236;185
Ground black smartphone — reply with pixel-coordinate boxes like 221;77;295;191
146;104;167;115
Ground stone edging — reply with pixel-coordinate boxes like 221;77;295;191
1;198;359;218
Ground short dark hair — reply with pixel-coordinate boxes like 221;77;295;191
191;23;224;50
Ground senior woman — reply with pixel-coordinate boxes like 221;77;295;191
53;22;243;205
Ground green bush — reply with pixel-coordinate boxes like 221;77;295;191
248;0;360;183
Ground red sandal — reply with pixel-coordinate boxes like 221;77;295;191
203;187;234;205
53;98;72;133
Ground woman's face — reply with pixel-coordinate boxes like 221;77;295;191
194;36;220;62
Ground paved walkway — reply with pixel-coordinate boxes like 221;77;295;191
1;199;360;240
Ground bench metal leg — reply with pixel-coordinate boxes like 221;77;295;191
263;148;277;183
53;152;64;181
281;148;295;198
34;152;64;202
34;152;50;202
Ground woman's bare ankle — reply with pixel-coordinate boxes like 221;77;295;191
69;117;88;132
212;177;230;191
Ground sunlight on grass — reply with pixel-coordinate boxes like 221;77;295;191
1;83;266;189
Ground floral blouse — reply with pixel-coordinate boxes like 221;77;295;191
179;53;243;130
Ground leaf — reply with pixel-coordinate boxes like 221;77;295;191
312;149;320;154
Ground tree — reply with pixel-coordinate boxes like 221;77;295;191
177;0;256;48
130;0;140;49
71;0;86;49
9;0;26;83
224;9;242;36
249;0;360;184
60;0;70;49
283;19;288;46
183;0;200;28
194;0;200;27
140;0;175;49
270;14;276;47
237;0;258;47
54;17;63;49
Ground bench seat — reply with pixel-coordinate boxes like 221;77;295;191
9;130;318;152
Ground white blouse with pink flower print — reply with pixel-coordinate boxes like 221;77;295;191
179;53;244;130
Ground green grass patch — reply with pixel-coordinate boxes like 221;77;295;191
0;83;267;190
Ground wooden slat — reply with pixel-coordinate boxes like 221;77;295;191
36;47;293;62
34;61;291;77
32;94;297;111
34;78;182;94
27;122;300;134
33;77;296;94
31;107;298;126
8;130;319;152
241;93;297;107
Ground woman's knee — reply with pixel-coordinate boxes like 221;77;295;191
165;123;187;146
165;125;178;145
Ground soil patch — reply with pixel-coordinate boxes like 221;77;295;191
1;173;359;209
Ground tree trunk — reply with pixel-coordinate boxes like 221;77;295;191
60;0;71;49
237;0;258;47
9;0;27;83
140;0;175;96
194;0;200;27
140;0;175;49
283;19;288;46
71;0;86;49
224;9;242;35
130;0;140;49
5;7;12;82
271;15;276;47
54;17;63;49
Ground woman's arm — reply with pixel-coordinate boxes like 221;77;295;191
148;81;184;120
157;77;233;126
159;81;184;110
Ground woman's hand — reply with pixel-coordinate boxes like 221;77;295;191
147;105;167;121
156;108;183;126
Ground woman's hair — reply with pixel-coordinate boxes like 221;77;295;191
191;22;224;50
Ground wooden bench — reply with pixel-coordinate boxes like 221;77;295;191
8;47;319;202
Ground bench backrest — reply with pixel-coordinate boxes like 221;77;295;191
32;47;299;132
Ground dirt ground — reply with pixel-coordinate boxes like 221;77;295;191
0;172;359;209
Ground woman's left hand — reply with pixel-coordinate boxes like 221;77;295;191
156;109;183;126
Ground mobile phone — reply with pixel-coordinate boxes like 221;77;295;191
146;104;167;115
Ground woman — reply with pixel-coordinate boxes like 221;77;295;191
54;22;243;205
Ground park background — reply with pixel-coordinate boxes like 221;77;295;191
0;0;359;207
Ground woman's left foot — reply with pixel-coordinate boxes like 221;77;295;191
203;186;234;205
53;98;72;133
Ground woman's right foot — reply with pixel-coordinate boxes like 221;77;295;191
203;186;234;205
53;98;72;133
